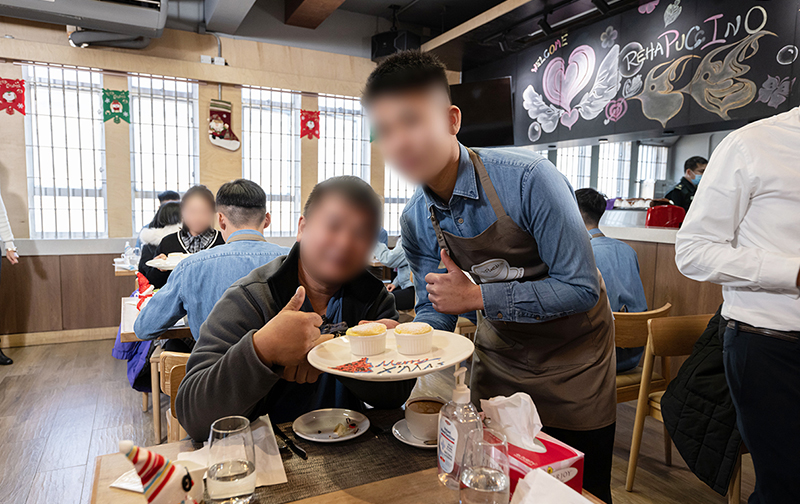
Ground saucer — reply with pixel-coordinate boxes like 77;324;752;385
392;419;436;449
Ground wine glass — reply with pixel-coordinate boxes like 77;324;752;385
207;416;256;504
459;428;510;504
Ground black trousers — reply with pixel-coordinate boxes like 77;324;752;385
542;422;615;503
724;321;800;504
390;286;415;311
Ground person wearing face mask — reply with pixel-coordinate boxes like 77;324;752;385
665;156;707;213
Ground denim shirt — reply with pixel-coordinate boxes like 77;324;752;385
134;230;291;340
373;237;413;289
400;143;600;332
589;228;648;372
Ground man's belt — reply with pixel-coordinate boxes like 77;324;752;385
728;320;800;342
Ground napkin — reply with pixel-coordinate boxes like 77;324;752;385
176;414;287;487
510;469;593;504
480;392;542;452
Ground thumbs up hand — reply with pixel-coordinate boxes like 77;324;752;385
424;249;484;315
253;286;324;368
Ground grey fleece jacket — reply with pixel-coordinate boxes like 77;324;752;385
176;244;415;441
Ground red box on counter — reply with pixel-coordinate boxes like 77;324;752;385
507;431;584;496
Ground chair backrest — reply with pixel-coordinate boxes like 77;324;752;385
168;365;186;419
613;303;672;348
159;351;190;416
647;314;715;357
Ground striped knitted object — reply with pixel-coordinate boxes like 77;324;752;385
119;440;197;504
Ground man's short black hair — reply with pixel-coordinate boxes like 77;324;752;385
684;156;708;172
216;179;267;227
575;188;608;227
362;50;451;105
158;190;181;203
304;176;382;232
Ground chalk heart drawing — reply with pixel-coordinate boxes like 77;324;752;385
663;0;681;28
638;0;659;15
604;98;628;124
523;44;621;140
542;46;596;128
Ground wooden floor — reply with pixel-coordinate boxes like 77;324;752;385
0;340;754;504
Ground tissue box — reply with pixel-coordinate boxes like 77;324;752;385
507;432;584;496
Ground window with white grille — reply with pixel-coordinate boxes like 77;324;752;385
597;142;632;198
129;74;199;232
384;166;416;236
556;146;592;189
318;94;370;182
24;64;107;239
637;144;668;182
241;87;301;237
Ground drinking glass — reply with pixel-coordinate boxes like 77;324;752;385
207;416;257;504
459;428;510;504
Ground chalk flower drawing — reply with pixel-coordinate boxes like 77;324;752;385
604;98;628;124
524;44;621;141
757;76;795;108
601;26;618;49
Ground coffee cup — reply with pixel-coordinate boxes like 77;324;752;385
405;396;445;441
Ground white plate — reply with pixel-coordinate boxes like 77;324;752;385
392;419;437;449
307;330;474;382
292;408;370;443
144;257;186;271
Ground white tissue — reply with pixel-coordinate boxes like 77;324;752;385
510;469;593;504
480;392;542;452
177;414;287;487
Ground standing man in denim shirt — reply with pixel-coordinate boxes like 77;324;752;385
135;179;290;352
363;51;616;502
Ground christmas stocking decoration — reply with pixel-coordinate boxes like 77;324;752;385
119;440;198;504
208;99;240;151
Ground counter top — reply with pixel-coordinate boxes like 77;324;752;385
598;226;678;244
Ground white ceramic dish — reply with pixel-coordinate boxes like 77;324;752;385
144;253;190;271
348;331;387;356
292;408;370;443
394;328;434;355
307;330;474;382
392;419;436;449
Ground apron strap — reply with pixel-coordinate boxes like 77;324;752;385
467;148;507;219
226;232;267;243
590;231;605;239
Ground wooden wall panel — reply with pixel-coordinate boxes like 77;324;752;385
198;85;243;196
300;94;319;207
653;243;723;316
0;61;30;240
0;255;62;334
623;240;658;310
59;254;135;330
104;75;134;238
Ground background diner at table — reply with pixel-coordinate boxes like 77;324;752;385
1;1;798;503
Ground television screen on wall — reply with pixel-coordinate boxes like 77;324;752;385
451;77;514;147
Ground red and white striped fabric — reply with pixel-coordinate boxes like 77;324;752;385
119;440;197;504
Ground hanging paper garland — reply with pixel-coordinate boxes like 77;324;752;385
0;78;25;116
103;89;130;124
300;109;320;139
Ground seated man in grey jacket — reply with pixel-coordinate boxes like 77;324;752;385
176;176;415;441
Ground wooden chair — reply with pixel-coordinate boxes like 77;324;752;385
614;303;672;403
159;351;190;443
626;314;714;493
454;316;478;340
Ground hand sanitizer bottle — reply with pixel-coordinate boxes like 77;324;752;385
437;366;481;490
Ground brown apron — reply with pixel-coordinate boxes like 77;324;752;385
225;232;267;243
429;149;616;431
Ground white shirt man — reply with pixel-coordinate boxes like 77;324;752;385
675;106;800;504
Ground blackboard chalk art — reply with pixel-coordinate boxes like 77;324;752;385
516;0;800;144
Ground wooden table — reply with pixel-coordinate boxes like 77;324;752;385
115;265;138;277
91;441;604;504
119;297;192;343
